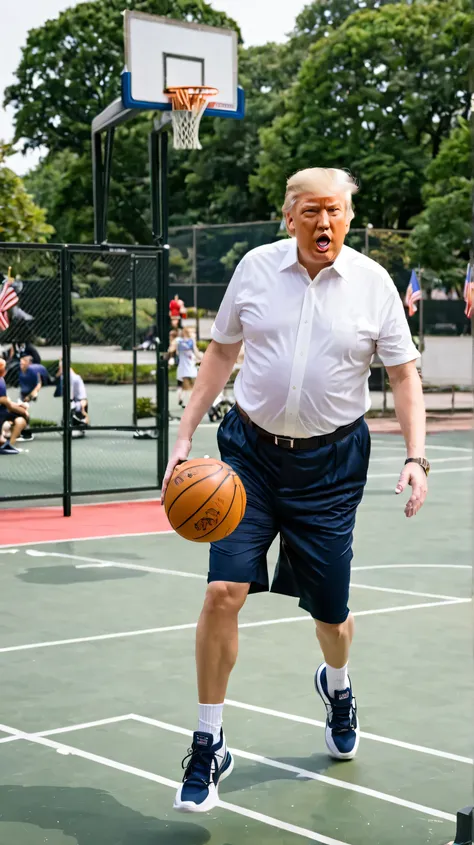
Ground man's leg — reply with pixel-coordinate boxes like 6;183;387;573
196;581;250;705
315;613;354;694
10;416;27;446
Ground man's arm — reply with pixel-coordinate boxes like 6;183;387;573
386;360;427;518
0;396;29;418
161;339;242;501
29;375;42;400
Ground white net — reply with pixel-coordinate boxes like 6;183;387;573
170;102;208;150
165;86;218;150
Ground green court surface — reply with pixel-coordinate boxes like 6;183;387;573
0;431;472;844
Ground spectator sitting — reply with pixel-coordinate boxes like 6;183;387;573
19;356;50;402
0;358;29;455
55;362;90;436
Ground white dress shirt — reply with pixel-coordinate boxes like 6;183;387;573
211;238;419;437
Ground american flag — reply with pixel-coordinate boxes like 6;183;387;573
463;263;473;319
0;271;19;332
404;270;422;317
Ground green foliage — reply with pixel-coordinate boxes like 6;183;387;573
254;0;470;229
136;396;157;418
407;117;471;289
0;143;54;242
4;0;241;242
71;297;153;346
219;241;249;271
29;418;58;428
42;360;157;384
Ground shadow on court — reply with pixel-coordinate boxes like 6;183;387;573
219;753;333;795
16;566;146;585
0;785;211;845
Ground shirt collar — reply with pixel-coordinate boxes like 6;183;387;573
278;238;350;281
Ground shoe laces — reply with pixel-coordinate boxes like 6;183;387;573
181;743;218;789
329;695;357;735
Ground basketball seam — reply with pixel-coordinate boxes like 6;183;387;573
191;476;237;541
174;472;232;531
166;465;225;520
239;481;246;523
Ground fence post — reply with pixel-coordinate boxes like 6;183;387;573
131;254;137;427
192;225;199;341
61;246;72;517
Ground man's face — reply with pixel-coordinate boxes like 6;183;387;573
20;357;29;372
285;192;350;270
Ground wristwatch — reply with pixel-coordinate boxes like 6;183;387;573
405;457;430;476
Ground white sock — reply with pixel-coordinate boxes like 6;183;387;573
198;702;224;745
326;663;349;698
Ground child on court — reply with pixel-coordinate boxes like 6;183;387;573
169;327;202;408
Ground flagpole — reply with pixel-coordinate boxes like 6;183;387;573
417;266;424;378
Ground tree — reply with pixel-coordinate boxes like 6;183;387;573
6;0;241;242
4;0;240;155
0;143;54;242
253;0;470;229
407;117;471;290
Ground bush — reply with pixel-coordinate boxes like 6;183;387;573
29;418;57;428
197;340;210;352
72;298;154;347
42;361;157;385
136;396;157;419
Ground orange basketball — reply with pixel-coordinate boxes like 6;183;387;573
164;458;246;543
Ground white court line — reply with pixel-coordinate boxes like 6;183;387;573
130;714;456;823
371;442;472;453
0;530;174;550
24;549;206;579
351;583;465;601
368;466;471;480
369;455;470;464
21;550;467;601
353;564;472;572
0;714;132;745
0;599;468;655
224;700;473;766
0;722;351;845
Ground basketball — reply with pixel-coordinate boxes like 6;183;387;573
164;458;246;543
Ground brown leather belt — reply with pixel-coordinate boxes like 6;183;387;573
235;403;363;451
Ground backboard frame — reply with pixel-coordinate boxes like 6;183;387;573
122;10;245;120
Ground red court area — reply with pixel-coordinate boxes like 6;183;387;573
0;500;171;547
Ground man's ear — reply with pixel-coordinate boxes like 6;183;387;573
285;212;296;236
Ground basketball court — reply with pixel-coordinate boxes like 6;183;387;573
1;9;472;845
0;428;472;845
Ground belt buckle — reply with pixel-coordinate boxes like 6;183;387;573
274;435;295;449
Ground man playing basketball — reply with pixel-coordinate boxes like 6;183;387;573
162;168;428;813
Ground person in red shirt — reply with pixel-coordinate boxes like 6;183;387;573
169;294;181;320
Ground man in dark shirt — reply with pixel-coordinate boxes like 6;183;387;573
0;358;29;454
18;356;50;401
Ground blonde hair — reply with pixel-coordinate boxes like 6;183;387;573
282;168;358;221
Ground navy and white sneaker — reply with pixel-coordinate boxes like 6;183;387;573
315;663;360;760
173;729;234;813
0;442;20;455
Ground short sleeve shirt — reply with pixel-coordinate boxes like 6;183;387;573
0;377;9;420
211;240;419;437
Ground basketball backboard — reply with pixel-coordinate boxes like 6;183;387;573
122;11;245;119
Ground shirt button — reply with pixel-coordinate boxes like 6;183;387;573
292;386;296;390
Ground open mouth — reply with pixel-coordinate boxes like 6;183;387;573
315;234;331;252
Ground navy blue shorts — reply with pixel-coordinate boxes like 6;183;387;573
209;407;370;624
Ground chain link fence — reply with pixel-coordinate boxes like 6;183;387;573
0;243;166;510
168;223;470;340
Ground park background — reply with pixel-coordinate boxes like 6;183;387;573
0;0;472;400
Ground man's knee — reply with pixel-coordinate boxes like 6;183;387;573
315;615;352;641
14;417;27;430
203;581;250;616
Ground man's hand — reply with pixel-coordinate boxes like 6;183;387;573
395;462;428;518
160;437;192;504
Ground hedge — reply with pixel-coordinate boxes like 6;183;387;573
71;297;155;348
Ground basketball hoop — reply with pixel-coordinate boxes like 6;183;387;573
164;86;219;150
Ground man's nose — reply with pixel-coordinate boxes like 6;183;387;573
317;210;330;228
